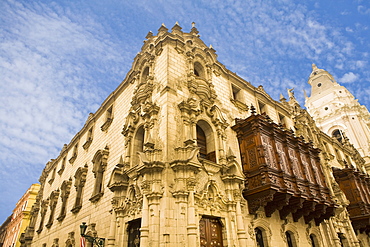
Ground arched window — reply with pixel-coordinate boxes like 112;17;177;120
141;67;150;83
332;129;344;143
196;121;216;162
310;234;319;247
194;62;205;78
132;126;145;165
134;126;144;152
286;231;297;247
197;125;207;159
255;227;267;247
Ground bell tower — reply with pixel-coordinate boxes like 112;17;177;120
305;64;370;171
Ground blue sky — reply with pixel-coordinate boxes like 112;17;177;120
0;0;369;223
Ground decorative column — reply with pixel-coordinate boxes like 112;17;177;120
187;183;197;247
144;190;162;247
235;200;248;246
106;209;116;246
140;195;149;247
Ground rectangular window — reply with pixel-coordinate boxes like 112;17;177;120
258;101;267;114
48;168;56;184
101;105;114;131
69;144;78;164
83;127;93;149
58;157;66;175
278;113;286;126
231;85;241;101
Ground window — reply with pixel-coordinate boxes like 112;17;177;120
69;143;78;164
101;105;114;131
232;85;241;101
107;106;113;120
332;129;344;143
285;231;296;247
278;113;286;127
57;179;72;222
90;147;109;203
83;127;93;150
258;101;267;115
196;121;216;162
141;67;149;83
310;234;319;247
197;125;207;159
46;190;59;228
71;165;88;213
132;126;145;166
255;227;266;247
194;62;205;78
230;84;248;111
48;168;56;184
58;157;66;175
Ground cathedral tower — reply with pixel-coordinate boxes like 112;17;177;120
305;64;370;171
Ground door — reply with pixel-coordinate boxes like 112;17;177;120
127;219;141;247
199;217;223;247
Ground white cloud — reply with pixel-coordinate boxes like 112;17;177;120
358;5;370;15
339;72;359;83
0;0;126;220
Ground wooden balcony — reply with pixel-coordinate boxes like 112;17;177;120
232;113;336;224
333;166;370;233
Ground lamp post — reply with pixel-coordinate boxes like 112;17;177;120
80;222;105;247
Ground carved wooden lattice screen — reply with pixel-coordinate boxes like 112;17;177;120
333;166;370;233
232;113;336;224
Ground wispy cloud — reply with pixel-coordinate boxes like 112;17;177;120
0;0;125;218
339;72;359;83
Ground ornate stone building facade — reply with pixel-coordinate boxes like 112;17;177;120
20;23;370;247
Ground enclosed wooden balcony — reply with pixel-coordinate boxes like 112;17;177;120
333;166;370;233
232;113;336;224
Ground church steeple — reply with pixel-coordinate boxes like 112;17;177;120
305;64;370;171
307;64;337;99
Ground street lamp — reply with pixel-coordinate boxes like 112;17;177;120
80;222;105;247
